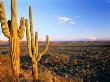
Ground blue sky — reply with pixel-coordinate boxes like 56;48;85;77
0;0;110;41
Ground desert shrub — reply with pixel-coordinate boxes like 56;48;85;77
20;55;32;70
40;46;110;82
1;50;8;55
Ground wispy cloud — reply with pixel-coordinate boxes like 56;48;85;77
69;21;76;24
57;16;70;24
55;16;79;25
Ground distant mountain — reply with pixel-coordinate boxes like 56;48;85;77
0;40;8;45
0;40;110;47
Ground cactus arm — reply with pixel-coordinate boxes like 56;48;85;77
11;0;18;33
40;35;49;56
18;17;25;40
25;19;37;65
29;6;35;54
37;35;49;62
11;0;17;22
0;2;10;38
25;19;33;58
35;32;38;59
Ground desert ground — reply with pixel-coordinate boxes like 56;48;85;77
0;41;110;82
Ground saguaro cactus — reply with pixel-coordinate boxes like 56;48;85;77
25;6;49;81
0;0;25;78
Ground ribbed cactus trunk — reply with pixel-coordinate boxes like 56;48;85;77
10;35;20;78
11;0;20;78
25;6;49;81
33;63;38;81
0;0;25;80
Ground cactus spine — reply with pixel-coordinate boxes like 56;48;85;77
0;0;25;78
25;6;49;81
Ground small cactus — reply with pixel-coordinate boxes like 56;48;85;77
0;0;25;79
25;6;49;81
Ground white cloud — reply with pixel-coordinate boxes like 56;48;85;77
69;21;76;24
54;15;80;25
56;16;77;25
57;16;70;24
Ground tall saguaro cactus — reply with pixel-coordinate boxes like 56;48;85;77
25;6;49;81
0;0;25;78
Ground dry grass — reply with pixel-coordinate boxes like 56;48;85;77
0;55;76;82
39;65;76;82
0;55;13;82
